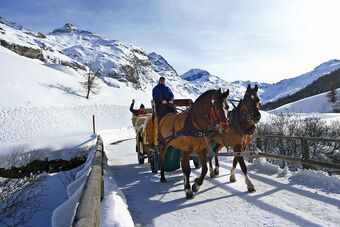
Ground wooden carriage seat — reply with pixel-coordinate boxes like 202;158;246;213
173;99;193;107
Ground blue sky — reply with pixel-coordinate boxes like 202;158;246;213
1;0;339;83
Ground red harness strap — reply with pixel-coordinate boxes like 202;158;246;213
219;120;229;126
210;109;229;127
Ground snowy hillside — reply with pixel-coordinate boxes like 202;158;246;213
0;45;152;162
270;88;340;114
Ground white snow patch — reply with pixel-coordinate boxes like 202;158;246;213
290;169;340;194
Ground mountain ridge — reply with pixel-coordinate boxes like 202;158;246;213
1;16;340;105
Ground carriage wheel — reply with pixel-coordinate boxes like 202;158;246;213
193;160;201;169
150;151;159;173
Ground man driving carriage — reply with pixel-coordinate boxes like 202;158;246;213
152;76;177;146
152;76;177;121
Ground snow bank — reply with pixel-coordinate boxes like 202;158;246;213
0;133;96;169
249;157;286;175
100;128;135;227
51;129;135;227
51;181;84;227
100;174;134;227
290;169;340;194
249;157;340;194
66;152;94;197
51;148;95;227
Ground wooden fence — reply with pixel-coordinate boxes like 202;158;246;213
73;135;104;227
219;134;340;171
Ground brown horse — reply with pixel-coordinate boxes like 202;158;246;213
209;84;261;192
158;89;229;198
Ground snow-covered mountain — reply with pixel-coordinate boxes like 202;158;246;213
0;17;198;98
260;59;340;103
1;16;340;105
147;52;200;97
48;23;161;90
180;59;340;104
180;69;264;100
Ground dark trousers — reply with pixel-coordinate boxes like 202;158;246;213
156;103;177;121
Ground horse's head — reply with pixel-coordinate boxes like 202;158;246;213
211;89;230;129
242;84;261;123
235;85;261;134
193;88;229;130
228;84;261;135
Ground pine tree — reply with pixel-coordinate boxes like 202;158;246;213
326;89;337;104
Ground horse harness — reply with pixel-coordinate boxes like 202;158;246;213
228;99;259;135
159;99;228;147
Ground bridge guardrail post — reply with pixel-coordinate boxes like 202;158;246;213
301;139;311;169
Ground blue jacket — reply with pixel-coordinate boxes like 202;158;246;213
152;83;174;104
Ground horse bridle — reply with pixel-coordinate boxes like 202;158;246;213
229;96;260;122
228;96;261;136
209;96;229;130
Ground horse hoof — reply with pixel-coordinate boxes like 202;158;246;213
214;168;220;176
192;182;201;193
230;176;236;183
185;189;194;199
210;173;215;178
160;177;167;183
248;187;256;192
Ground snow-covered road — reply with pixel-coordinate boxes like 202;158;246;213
104;139;340;227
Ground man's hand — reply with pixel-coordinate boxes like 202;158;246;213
162;100;167;104
169;100;173;104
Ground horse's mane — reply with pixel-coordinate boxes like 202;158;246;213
229;99;242;120
194;89;218;104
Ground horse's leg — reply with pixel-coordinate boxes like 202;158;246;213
209;159;215;178
192;151;208;193
230;156;238;182
210;145;221;178
209;156;220;178
238;156;256;192
160;144;167;183
213;145;223;176
214;155;220;176
230;144;241;183
181;152;193;198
